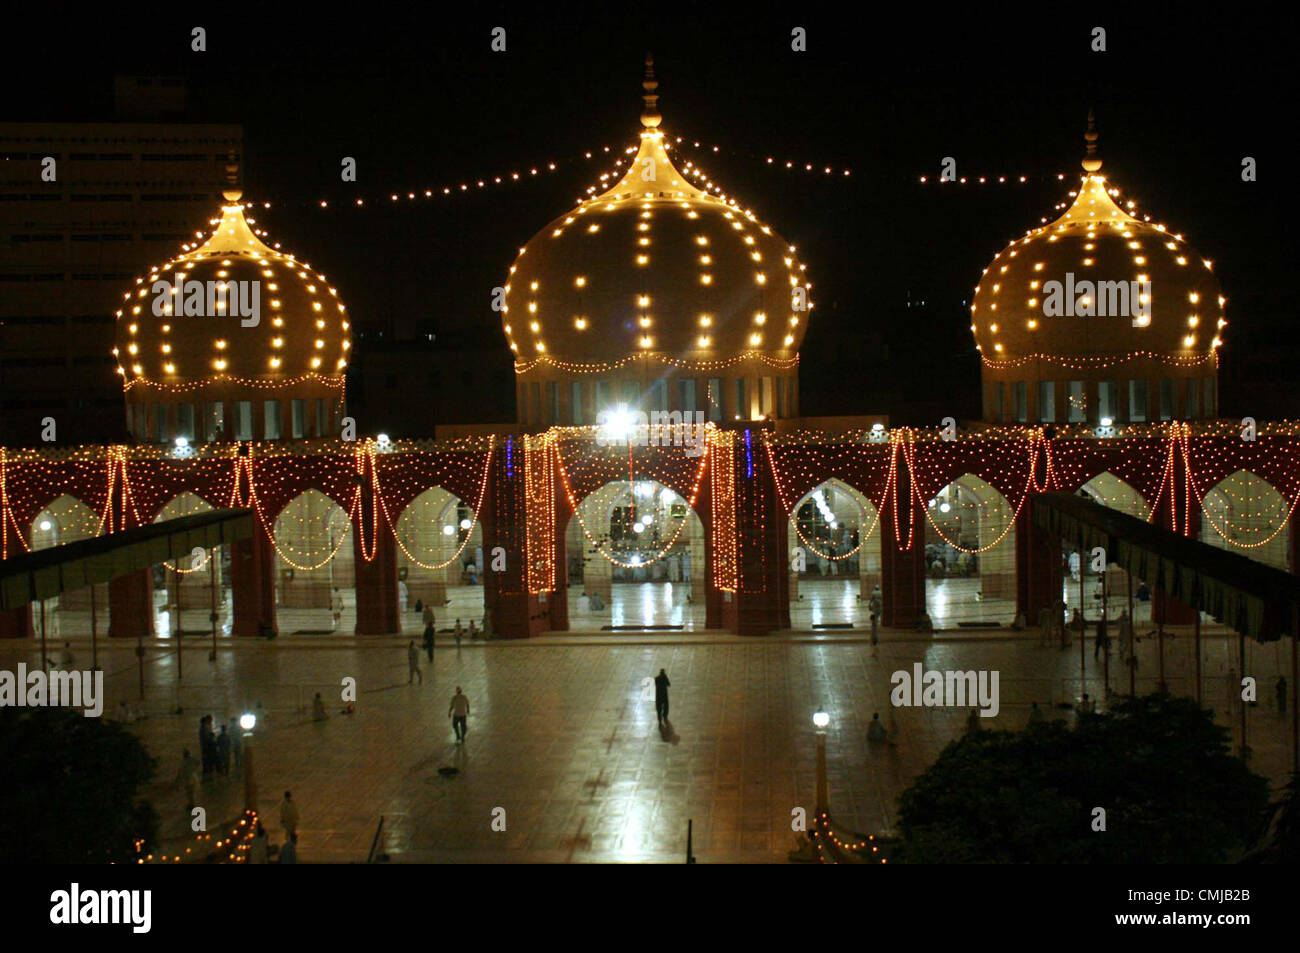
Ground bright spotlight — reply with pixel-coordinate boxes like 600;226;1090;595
442;525;455;536
1099;417;1113;428
239;712;256;732
459;518;472;530
939;502;951;514
813;711;830;728
632;522;645;534
39;520;52;532
174;436;189;449
599;405;634;442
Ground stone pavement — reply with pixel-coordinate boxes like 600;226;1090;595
1;626;1292;863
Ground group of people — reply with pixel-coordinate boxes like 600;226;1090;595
197;714;240;777
248;792;301;864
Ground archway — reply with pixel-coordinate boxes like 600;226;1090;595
153;492;222;638
30;494;101;638
272;490;353;633
566;479;705;629
786;479;882;628
1199;471;1290;571
1077;472;1152;624
393;486;485;631
923;474;1017;626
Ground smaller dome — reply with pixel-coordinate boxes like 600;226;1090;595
114;201;351;394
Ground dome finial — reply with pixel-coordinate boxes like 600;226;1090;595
221;149;243;202
1082;108;1102;173
640;52;661;129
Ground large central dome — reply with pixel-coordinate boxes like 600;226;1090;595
502;58;812;426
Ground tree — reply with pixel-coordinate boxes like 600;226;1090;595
0;706;158;863
896;693;1269;863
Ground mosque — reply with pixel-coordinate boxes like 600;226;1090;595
2;59;1296;644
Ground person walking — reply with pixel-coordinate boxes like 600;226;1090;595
249;823;269;864
176;749;199;811
1117;608;1134;660
215;724;231;776
1094;612;1110;660
449;687;470;742
278;831;298;865
469;619;479;640
199;715;216;776
331;588;344;630
407;640;423;685
279;791;300;839
1037;605;1051;646
454;619;463;646
1027;701;1044;726
867;712;887;743
59;641;75;669
311;693;329;721
868;586;882;646
654;668;671;726
228;717;242;769
422;620;435;662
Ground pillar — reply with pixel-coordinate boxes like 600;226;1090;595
231;528;277;638
1152;449;1201;625
108;568;155;639
880;457;927;628
353;512;400;636
0;605;33;639
720;426;789;636
1017;501;1060;623
481;436;554;639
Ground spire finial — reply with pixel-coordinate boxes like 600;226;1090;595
1082;108;1102;173
640;52;661;129
221;149;243;202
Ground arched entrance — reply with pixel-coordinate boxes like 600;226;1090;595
30;495;101;638
153;492;223;638
566;479;705;629
393;486;485;630
923;474;1016;626
1077;472;1152;624
1199;470;1290;571
272;490;353;633
786;479;882;628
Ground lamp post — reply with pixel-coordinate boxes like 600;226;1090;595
240;712;258;811
812;710;830;817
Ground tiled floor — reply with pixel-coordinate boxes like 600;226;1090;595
4;622;1291;863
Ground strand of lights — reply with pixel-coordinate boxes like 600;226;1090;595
709;429;738;593
555;436;710;569
1180;430;1300;549
522;432;557;594
123;374;346;395
981;351;1218;370
375;436;495;570
918;172;1069;185
513;350;799;375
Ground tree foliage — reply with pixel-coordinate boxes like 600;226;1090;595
896;693;1269;863
0;706;158;863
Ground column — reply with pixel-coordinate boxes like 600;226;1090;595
481;437;555;639
1016;501;1060;623
0;605;33;639
880;456;927;628
108;568;155;639
722;427;789;636
230;528;277;638
352;512;400;637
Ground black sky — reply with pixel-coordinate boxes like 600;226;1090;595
4;5;1296;423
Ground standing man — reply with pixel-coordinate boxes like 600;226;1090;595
331;588;344;630
198;714;216;776
654;668;671;727
228;717;242;770
407;640;423;685
279;791;300;840
868;586;882;646
422;602;436;661
449;687;470;743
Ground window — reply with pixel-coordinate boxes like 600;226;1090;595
235;401;253;441
1098;381;1119;422
678;378;696;415
264;400;281;440
155;404;169;443
621;380;639;408
1159;379;1174;421
291;399;305;438
571;382;583;425
1038;381;1056;423
1185;378;1199;418
1068;381;1086;422
776;378;787;419
1128;380;1148;422
707;378;723;422
315;398;329;436
761;377;774;417
649;379;666;416
595;380;612;416
529;382;541;423
734;377;747;418
1202;378;1215;418
1013;381;1028;423
205;401;225;440
545;381;559;424
992;382;1005;421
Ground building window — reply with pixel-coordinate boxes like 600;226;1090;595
529;382;541;424
155;404;169;443
291;399;305;438
315;398;329;436
571;381;583;425
649;379;666;415
263;400;281;440
678;378;696;416
776;377;787;419
235;401;253;441
734;378;747;419
1098;381;1119;422
1067;381;1085;422
1185;378;1200;418
545;381;559;424
992;382;1005;421
707;378;723;422
1128;380;1148;422
1013;381;1028;423
761;377;774;417
595;380;612;417
1159;379;1174;421
1037;381;1056;423
621;380;639;408
1202;378;1215;418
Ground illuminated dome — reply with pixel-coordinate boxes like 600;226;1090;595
115;187;351;442
971;113;1224;424
504;58;812;426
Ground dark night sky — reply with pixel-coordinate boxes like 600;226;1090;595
4;6;1296;423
